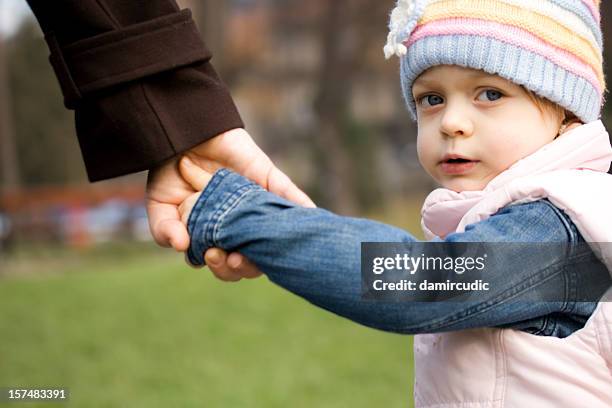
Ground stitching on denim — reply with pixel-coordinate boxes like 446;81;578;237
186;169;230;263
536;315;557;336
563;249;603;315
443;269;563;329
564;261;577;313
417;242;600;332
186;169;227;234
211;186;261;247
531;315;549;335
405;251;587;332
548;317;558;336
539;198;578;243
403;272;562;332
205;185;251;247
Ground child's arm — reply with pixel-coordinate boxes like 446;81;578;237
179;160;610;335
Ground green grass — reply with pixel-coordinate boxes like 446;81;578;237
0;243;414;407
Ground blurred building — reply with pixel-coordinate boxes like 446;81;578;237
0;183;150;249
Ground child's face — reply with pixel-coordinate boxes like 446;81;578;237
413;65;562;192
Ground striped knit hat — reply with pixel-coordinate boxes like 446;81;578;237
384;0;605;124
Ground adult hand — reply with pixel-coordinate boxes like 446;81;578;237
146;128;316;281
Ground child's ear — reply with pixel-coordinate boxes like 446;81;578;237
179;156;212;191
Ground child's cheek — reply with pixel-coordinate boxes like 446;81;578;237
416;132;438;177
498;139;532;171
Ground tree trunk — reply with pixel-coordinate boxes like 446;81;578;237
187;0;228;73
0;35;21;192
312;0;359;215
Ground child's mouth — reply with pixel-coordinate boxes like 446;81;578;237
440;158;479;175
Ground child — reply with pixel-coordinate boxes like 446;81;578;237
178;0;612;406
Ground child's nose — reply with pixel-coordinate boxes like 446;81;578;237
440;107;474;138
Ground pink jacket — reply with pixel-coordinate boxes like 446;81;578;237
415;120;612;407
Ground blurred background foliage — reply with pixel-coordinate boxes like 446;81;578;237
0;0;435;215
1;0;612;406
2;0;611;211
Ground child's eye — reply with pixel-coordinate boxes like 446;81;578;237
477;89;503;102
419;94;444;107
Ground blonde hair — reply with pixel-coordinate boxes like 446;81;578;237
522;88;582;137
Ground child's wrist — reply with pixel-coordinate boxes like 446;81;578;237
185;169;263;267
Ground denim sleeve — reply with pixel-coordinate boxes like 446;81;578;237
186;169;611;336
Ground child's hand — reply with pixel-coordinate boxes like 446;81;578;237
177;155;213;226
178;155;263;280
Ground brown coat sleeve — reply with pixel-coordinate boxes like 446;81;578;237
25;0;244;182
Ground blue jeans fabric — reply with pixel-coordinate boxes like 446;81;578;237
187;169;612;338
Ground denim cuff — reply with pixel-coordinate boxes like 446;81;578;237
185;168;263;267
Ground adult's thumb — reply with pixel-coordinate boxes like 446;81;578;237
268;167;316;208
179;156;211;191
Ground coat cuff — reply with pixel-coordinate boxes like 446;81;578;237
45;9;207;109
76;60;244;182
37;6;244;181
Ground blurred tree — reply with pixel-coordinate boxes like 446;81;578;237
178;0;417;212
181;0;229;74
7;21;85;186
0;33;21;191
311;0;390;214
311;0;357;214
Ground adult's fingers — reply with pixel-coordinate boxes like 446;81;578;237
187;129;315;208
147;199;190;251
267;166;316;208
